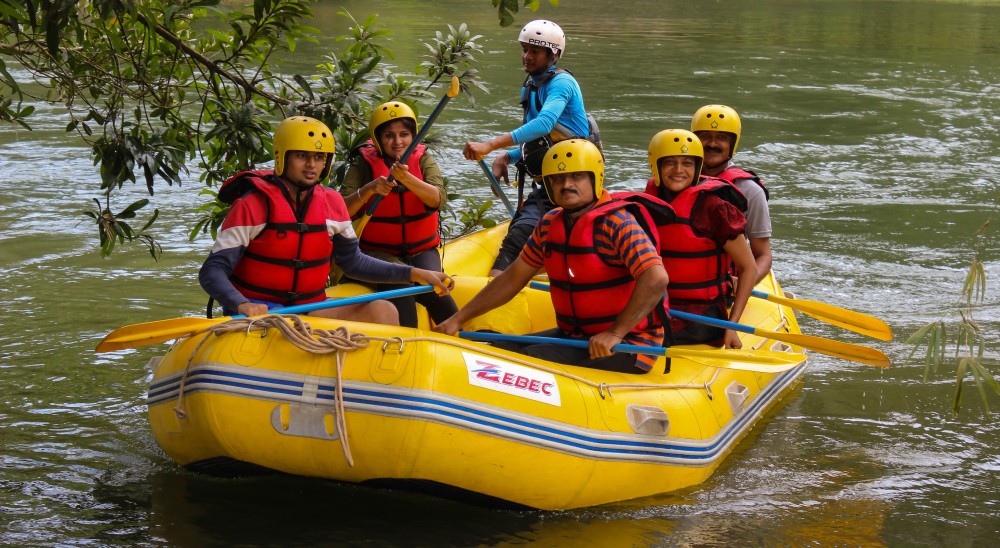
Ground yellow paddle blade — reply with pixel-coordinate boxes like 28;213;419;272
755;291;893;341
663;347;806;373
447;75;461;97
352;213;371;235
96;316;224;353
754;327;891;368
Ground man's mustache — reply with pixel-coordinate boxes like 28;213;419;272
704;146;724;153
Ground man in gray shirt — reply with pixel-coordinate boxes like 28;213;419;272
691;104;772;286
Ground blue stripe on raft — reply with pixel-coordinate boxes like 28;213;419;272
147;362;804;464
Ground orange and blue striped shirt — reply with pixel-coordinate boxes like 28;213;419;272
520;202;666;371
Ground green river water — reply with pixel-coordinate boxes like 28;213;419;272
2;0;999;545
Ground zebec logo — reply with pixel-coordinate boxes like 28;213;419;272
464;353;561;406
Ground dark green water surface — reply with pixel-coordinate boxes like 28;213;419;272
2;0;999;545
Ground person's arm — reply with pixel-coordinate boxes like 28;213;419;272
433;256;538;336
589;264;669;359
341;159;393;217
463;133;514;162
463;73;576;163
436;216;550;334
723;236;758;349
508;85;571;144
389;153;444;209
589;212;668;358
332;232;452;296
199;247;251;312
691;194;754;348
749;236;773;284
333;232;412;283
739;180;773;284
198;197;265;313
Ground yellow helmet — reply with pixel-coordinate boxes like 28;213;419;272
273;116;335;181
647;129;704;186
541;139;604;202
691;104;741;155
369;101;418;156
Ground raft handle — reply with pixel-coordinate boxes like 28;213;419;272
382;337;405;354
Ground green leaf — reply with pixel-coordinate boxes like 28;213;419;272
140;209;160;233
121;199;150;216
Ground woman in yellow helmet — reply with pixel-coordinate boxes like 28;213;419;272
339;102;457;328
644;129;757;349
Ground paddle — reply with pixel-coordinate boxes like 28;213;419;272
526;281;889;368
458;331;804;373
354;75;462;236
750;289;893;341
95;285;435;353
478;159;516;217
668;309;891;368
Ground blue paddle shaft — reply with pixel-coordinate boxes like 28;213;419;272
458;330;667;356
528;281;753;336
478;159;516;217
233;285;434;318
667;309;752;335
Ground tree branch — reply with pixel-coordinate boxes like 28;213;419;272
136;13;289;106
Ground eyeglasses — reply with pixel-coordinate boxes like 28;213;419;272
289;151;328;164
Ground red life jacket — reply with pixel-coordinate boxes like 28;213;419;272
219;170;335;306
707;165;768;279
543;194;663;336
709;166;768;200
357;144;440;256
644;177;747;304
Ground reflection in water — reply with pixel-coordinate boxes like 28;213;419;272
2;0;1000;544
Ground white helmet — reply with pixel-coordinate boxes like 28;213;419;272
518;19;565;58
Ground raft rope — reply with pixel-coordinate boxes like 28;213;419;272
170;314;725;461
172;315;370;466
398;335;720;399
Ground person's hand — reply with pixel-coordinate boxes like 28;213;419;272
236;301;269;317
410;268;455;296
369;176;394;196
723;329;743;349
491;153;511;186
463;141;491;161
589;330;624;359
432;315;461;336
389;162;410;182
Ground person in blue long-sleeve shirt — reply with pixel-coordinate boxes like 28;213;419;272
462;19;598;276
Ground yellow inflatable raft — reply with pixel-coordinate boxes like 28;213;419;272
145;222;807;510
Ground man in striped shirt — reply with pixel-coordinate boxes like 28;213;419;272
435;140;669;373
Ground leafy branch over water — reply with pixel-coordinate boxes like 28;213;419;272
908;186;1000;414
0;0;533;257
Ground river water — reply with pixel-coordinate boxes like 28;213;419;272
2;0;999;545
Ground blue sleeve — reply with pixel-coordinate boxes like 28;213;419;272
199;247;249;312
509;72;588;145
333;233;413;283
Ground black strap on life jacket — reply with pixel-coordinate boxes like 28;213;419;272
521;67;571;117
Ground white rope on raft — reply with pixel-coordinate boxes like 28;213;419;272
171;314;723;464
